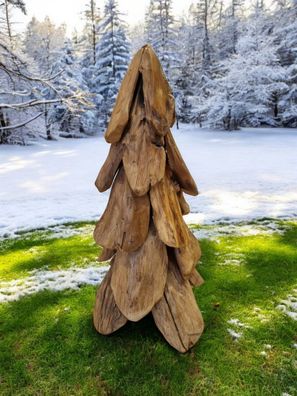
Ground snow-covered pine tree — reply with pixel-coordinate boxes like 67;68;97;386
179;0;220;126
23;17;66;139
216;0;245;59
94;0;130;130
84;0;101;66
274;0;297;126
79;0;102;93
201;12;288;130
0;0;26;45
48;39;95;137
173;11;201;123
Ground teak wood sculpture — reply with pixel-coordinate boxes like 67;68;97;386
93;44;204;353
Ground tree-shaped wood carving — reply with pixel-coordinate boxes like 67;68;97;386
93;44;204;353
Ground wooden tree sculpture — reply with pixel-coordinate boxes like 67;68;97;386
93;45;204;353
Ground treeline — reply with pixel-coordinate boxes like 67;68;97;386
144;0;297;130
0;0;130;144
0;0;296;144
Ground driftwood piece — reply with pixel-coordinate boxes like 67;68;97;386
152;256;204;353
189;269;204;287
93;265;127;335
174;230;201;278
105;47;144;144
140;45;175;136
94;167;150;252
165;130;198;196
150;168;189;248
95;142;124;192
123;119;166;196
111;225;168;321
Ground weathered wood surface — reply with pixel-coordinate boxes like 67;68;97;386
123;119;166;196
140;45;175;135
105;47;144;144
189;269;204;287
150;168;189;248
95;142;124;192
165;130;198;196
111;225;168;321
175;230;201;278
94;167;150;252
93;264;127;335
152;255;204;353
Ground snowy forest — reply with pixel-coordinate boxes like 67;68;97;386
0;0;297;144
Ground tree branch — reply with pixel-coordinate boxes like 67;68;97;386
0;112;44;131
0;98;63;109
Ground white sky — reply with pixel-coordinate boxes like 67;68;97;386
14;0;194;35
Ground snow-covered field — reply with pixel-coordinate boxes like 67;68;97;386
1;125;297;237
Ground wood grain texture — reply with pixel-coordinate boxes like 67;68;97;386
150;168;190;248
140;45;175;136
165;130;198;196
93;264;127;335
152;255;204;353
189;269;204;287
105;47;144;144
95;142;124;192
174;230;201;278
111;224;168;322
94;167;150;252
123;118;166;196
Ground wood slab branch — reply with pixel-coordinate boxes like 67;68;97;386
93;264;128;335
111;224;168;322
165;130;198;196
140;45;175;135
189;269;205;287
98;247;116;262
152;254;204;353
177;190;190;215
105;47;144;144
95;142;124;192
94;167;150;252
150;168;190;248
123;118;166;196
174;230;201;278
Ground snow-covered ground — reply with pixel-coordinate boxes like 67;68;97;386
1;125;297;237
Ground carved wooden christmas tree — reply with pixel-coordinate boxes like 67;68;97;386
93;44;204;353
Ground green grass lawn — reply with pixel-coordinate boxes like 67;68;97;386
0;220;297;396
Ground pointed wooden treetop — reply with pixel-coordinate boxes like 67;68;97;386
93;44;204;353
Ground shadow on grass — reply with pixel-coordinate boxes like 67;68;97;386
0;288;197;395
1;235;100;280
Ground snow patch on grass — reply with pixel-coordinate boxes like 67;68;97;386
227;328;242;341
227;318;250;328
1;223;94;241
227;317;251;341
276;290;297;321
0;264;109;304
193;219;289;240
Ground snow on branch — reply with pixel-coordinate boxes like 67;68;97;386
0;111;44;131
